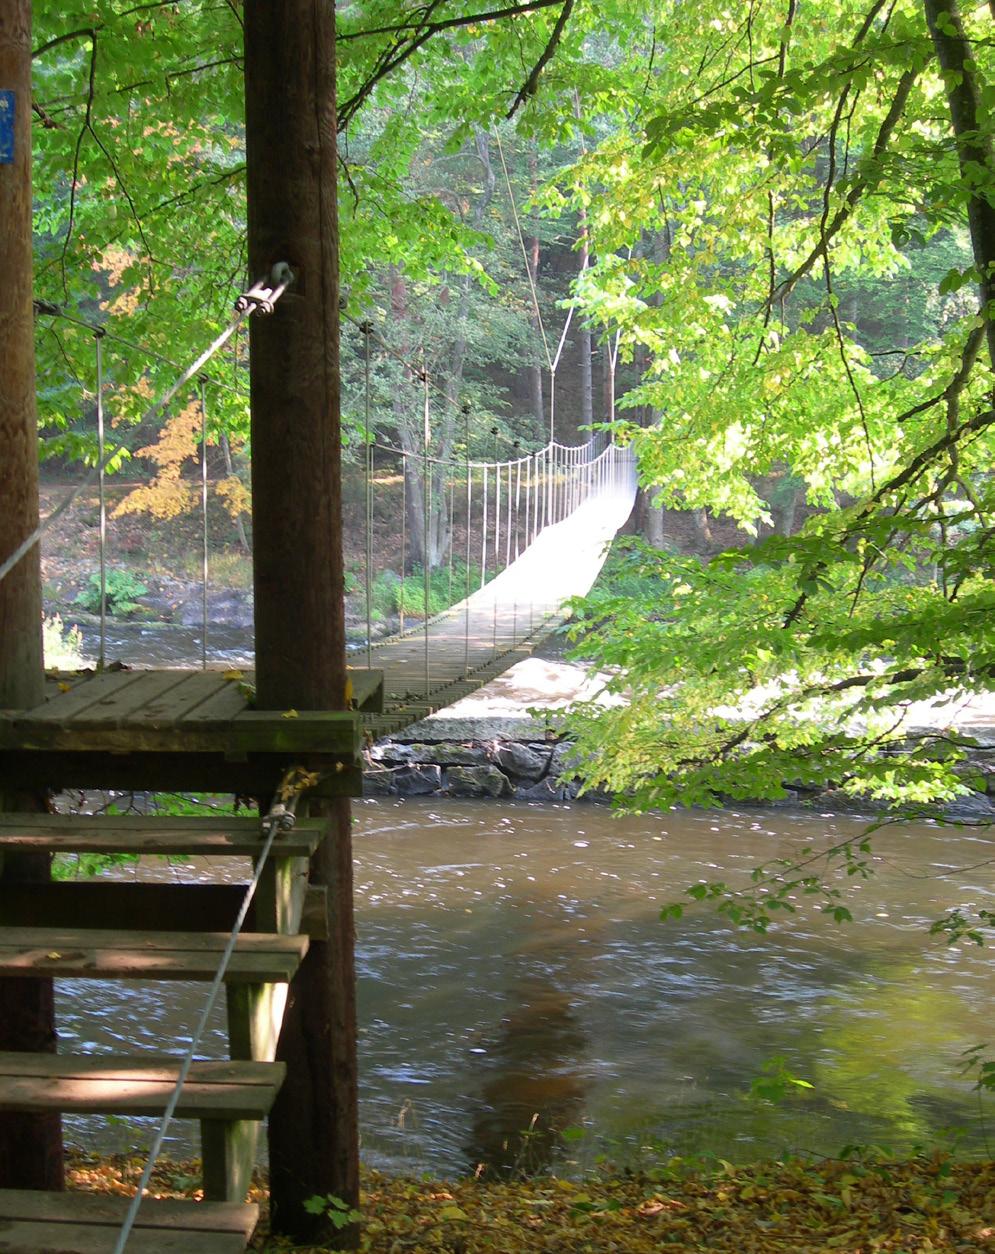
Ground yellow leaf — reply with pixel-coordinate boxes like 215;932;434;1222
282;708;299;719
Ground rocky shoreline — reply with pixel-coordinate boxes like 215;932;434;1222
364;715;995;821
365;717;592;803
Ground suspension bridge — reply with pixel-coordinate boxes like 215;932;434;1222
0;266;636;1251
359;433;635;735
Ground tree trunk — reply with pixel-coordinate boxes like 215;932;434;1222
577;209;593;429
219;431;250;552
243;2;358;1246
643;496;666;547
526;144;546;436
0;0;64;1194
573;93;594;430
923;0;995;373
601;336;614;422
692;508;714;548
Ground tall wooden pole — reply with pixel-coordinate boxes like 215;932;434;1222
0;0;64;1191
243;1;358;1245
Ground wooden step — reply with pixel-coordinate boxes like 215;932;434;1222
0;1053;284;1120
0;1189;257;1253
0;1055;285;1202
0;812;328;858
0;927;308;983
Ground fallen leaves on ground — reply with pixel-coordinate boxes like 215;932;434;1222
66;1149;995;1253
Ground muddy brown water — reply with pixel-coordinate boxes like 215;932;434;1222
55;797;994;1177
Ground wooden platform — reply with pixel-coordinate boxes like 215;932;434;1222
0;668;372;795
0;812;327;857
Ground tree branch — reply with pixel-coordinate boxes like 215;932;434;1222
506;0;575;118
33;1;181;58
60;30;98;299
769;65;919;308
337;0;564;42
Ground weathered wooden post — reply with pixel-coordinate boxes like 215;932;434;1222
243;1;358;1244
0;0;64;1190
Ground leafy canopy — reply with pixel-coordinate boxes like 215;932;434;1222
552;0;995;831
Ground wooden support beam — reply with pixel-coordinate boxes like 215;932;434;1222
201;1119;259;1204
0;883;249;932
0;751;363;798
0;0;63;1191
244;2;358;1242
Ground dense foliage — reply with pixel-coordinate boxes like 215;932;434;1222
554;2;995;841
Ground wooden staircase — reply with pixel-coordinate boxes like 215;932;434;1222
0;811;331;1253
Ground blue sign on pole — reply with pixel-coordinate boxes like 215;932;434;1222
0;91;14;164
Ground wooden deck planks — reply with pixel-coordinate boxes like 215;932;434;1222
23;670;139;722
0;703;360;758
65;671;198;727
127;671;238;725
0;672;381;757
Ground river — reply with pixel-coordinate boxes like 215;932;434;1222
54;796;994;1178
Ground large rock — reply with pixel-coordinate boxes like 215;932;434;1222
941;792;995;821
803;789;881;817
444;765;513;799
177;588;254;629
372;742;490;767
492;741;549;783
516;776;579;802
363;767;397;797
390;716;552;744
393;765;444;796
549;742;584;776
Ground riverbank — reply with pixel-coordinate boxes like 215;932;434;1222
66;1148;995;1252
362;653;995;820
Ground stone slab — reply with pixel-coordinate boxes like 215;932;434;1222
382;716;554;744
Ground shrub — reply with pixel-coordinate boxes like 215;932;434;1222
42;614;85;669
75;569;148;616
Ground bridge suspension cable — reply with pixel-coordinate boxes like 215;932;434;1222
493;129;589;444
0;266;293;592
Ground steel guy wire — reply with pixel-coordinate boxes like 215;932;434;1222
34;301;248;398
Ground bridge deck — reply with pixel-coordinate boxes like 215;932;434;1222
362;474;636;736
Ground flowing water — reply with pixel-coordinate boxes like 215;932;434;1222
70;619;253;669
55;797;995;1177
